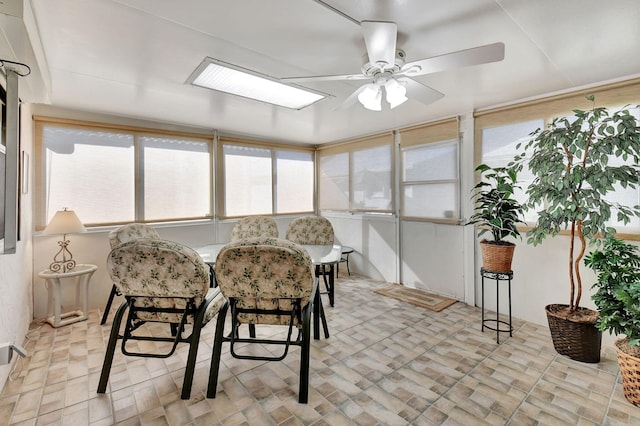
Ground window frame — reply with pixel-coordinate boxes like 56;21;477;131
217;136;315;219
317;132;395;214
398;117;460;224
34;116;214;230
400;138;460;222
474;78;640;239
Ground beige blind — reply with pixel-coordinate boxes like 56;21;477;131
474;78;640;129
399;117;459;148
317;132;393;156
218;135;313;152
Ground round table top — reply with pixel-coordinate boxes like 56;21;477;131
341;246;354;254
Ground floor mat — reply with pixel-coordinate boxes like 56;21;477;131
374;284;457;312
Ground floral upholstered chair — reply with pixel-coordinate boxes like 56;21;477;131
230;215;279;241
207;236;316;403
98;239;225;400
285;215;334;245
286;216;336;306
101;223;161;324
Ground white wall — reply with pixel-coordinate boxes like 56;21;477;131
0;103;34;387
401;221;465;299
325;212;396;282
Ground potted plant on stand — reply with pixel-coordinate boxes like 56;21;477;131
468;163;525;273
586;236;640;406
512;98;640;363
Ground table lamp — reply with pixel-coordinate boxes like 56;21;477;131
44;208;86;272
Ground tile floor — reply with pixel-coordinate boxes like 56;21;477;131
1;275;640;425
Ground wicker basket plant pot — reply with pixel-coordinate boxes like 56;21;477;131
480;240;515;273
545;304;601;363
616;339;640;407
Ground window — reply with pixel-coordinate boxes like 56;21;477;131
402;140;459;219
399;118;460;221
220;139;313;217
36;120;212;227
318;133;393;213
480;120;542;222
141;136;211;221
474;79;640;234
352;146;392;210
319;153;349;210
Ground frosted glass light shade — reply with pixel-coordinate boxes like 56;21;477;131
357;84;382;111
44;209;86;235
385;78;408;109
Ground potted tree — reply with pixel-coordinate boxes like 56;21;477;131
586;236;640;406
468;163;525;273
512;98;640;363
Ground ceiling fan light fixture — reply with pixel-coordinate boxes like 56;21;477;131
384;78;408;109
358;83;382;111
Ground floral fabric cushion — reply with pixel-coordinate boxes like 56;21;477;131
109;223;161;249
230;216;279;241
214;237;315;326
107;239;224;323
285;216;334;245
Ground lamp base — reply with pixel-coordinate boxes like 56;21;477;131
50;235;77;273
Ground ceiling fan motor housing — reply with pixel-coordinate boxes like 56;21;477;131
361;49;406;78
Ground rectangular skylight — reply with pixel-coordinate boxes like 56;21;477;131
187;57;326;110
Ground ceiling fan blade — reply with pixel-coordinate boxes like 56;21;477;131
399;42;505;77
334;85;369;110
399;78;444;106
361;21;397;68
281;73;369;83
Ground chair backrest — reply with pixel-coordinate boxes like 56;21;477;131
108;223;160;249
214;237;315;325
107;239;211;322
230;216;279;241
285;216;334;245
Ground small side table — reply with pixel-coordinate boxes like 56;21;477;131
337;246;354;277
39;264;98;327
481;268;513;344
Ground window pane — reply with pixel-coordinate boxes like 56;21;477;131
276;150;313;213
481;120;542;222
401;139;458;219
43;126;134;224
223;144;272;216
403;183;457;218
142;137;211;220
403;140;457;181
352;145;392;211
319;153;349;210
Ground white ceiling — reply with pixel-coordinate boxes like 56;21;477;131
15;0;640;144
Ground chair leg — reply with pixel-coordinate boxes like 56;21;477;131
180;308;207;399
100;284;119;325
328;265;335;307
319;296;329;339
207;302;229;398
298;302;312;403
97;301;128;393
249;323;256;338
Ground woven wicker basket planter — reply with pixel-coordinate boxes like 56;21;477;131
480;240;515;273
616;339;640;407
545;304;602;363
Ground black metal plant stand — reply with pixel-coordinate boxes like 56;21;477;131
481;268;513;344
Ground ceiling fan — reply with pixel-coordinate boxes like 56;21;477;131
281;21;505;111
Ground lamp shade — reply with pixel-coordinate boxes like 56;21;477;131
44;209;86;235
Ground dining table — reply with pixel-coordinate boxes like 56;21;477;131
196;242;342;340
